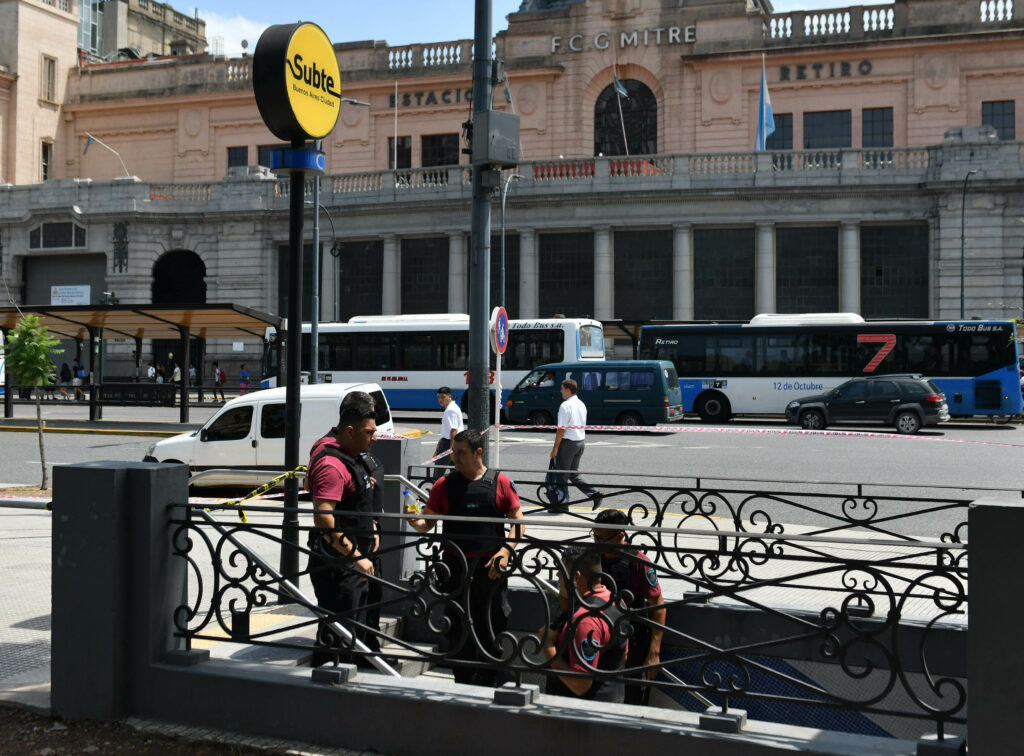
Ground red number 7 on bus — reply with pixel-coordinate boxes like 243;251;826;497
858;333;896;373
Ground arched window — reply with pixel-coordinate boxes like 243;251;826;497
594;79;658;156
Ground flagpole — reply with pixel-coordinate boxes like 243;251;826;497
614;64;630;157
393;81;399;170
83;133;131;177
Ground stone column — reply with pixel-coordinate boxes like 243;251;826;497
519;228;538;319
755;222;776;315
594;226;613;320
840;221;861;314
673;224;693;320
381;235;400;315
448;232;466;313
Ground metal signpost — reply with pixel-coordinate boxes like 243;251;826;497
253;21;341;584
491;306;508;466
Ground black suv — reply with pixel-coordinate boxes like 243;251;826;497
784;374;950;434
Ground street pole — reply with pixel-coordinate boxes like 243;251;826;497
311;139;321;385
960;169;977;319
499;172;522;310
469;0;494;463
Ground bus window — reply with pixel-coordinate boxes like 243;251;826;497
355;333;393;369
437;331;469;370
324;332;354;371
764;335;809;374
579;325;605;358
712;335;754;375
504;328;564;370
809;333;852;376
904;335;944;374
399;332;434;370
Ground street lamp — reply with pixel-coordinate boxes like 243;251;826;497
308;97;370;384
499;172;523;308
960;169;978;319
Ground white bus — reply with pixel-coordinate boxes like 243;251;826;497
260;314;606;410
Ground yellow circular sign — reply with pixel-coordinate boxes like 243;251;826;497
283;23;341;140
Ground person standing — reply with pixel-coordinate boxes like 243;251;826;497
592;509;666;705
549;378;602;510
407;429;525;686
146;362;156;382
212;361;227;402
306;391;381;666
58;362;72;400
170;362;182;384
432;386;464;479
239;363;251;395
71;359;86;400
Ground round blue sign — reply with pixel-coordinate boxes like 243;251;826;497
492;307;509;355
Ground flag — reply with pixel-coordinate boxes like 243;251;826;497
83;134;97;155
755;56;775;151
503;77;512;105
613;67;628;99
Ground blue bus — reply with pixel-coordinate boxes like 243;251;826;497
638;313;1022;421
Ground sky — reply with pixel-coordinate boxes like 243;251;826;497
194;0;894;58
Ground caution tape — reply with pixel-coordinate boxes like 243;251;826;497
211;465;307;523
493;423;1024;449
419;427;491;466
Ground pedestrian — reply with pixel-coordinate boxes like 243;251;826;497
170;361;182;384
58;362;72;400
539;545;627;702
592;509;666;705
306;391;382;667
239;363;250;395
212;361;226;402
71;359;86;400
432;386;464;479
146;362;156;382
43;368;57;400
188;364;197;385
155;365;165;384
549;378;602;510
407;428;525;687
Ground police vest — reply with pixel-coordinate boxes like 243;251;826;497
576;596;629;702
602;549;645;609
308;443;377;546
442;468;506;557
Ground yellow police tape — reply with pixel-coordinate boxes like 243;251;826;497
209;465;308;523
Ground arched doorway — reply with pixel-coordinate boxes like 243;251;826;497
151;250;207;382
594;79;658;156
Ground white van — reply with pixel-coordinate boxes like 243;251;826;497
143;383;394;487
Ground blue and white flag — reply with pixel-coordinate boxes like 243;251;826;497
83;134;97;155
755;56;775;151
613;67;628;98
503;76;512;105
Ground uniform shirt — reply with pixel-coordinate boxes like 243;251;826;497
557;586;616;674
441;401;465;440
557;394;587;441
601;548;662;605
307;430;357;503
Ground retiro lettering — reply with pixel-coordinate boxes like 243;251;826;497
285;53;341;99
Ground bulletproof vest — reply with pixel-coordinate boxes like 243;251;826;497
442;468;505;557
601;548;644;609
579;596;629;702
308;443;377;544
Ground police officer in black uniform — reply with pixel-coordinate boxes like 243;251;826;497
408;429;525;686
306;392;381;664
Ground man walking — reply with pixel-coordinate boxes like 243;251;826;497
212;361;226;402
432;386;464;479
550;378;602;510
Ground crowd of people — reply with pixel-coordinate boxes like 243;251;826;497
304;388;665;704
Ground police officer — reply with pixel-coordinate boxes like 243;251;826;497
306;391;381;665
592;509;666;705
539;546;627;702
407;428;525;686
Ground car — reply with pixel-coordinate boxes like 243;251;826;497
143;383;394;487
784;374;949;434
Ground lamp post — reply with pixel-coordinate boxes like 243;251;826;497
309;98;369;384
499;172;522;308
960;169;978;319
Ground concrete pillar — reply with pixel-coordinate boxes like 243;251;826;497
755;222;776;315
448;232;466;313
519;228;538;319
840;221;861;314
594;226;613;320
672;224;693;320
969;498;1024;755
381;235;400;315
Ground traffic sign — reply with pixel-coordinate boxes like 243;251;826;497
491;306;509;355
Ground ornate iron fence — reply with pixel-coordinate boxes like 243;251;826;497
169;470;974;739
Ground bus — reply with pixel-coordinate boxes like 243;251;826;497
638;313;1022;421
0;329;4;396
261;314;606;410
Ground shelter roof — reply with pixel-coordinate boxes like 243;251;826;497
0;303;281;341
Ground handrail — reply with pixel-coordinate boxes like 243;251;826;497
0;499;50;511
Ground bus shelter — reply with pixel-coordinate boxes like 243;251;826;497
0;303;282;423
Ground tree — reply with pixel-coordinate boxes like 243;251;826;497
6;314;62;489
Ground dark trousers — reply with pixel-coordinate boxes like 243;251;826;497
308;537;371;665
555;438;598;497
432;437;452;481
623;626;653;706
439;551;511;686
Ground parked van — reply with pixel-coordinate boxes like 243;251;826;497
505;360;683;426
143;383;394;487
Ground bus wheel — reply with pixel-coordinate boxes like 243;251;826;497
799;410;825;430
615;411;643;427
697;393;732;423
894;411;921;434
528;410;554;426
989;414;1013;425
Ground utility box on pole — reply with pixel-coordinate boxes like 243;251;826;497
471;110;520;167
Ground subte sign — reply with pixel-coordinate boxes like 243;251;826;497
491;307;509;355
253;22;342;142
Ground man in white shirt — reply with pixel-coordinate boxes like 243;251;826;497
550;378;602;511
433;386;465;479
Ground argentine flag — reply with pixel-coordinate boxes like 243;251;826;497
755;56;775;151
613;67;629;99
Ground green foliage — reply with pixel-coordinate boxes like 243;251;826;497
6;313;62;386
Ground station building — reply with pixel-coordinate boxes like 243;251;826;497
0;0;1022;372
